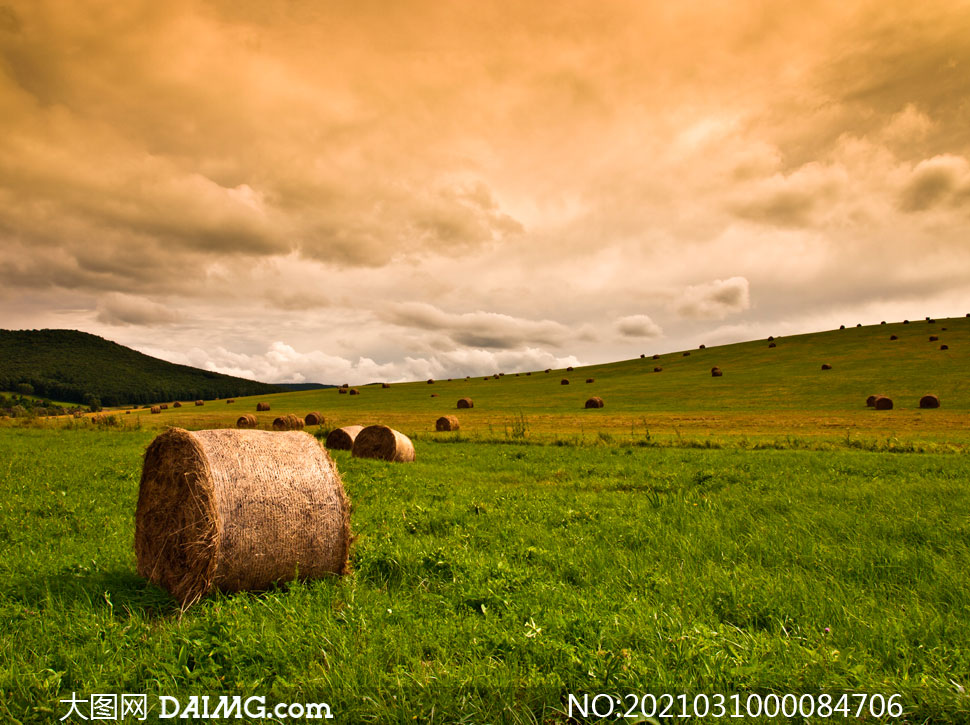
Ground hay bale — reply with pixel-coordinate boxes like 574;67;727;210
126;410;131;414
226;399;235;404
305;412;324;426
874;396;893;410
566;366;574;372
929;335;939;342
430;393;438;397
699;344;706;349
927;317;935;323
349;388;359;396
683;351;690;357
940;344;949;350
338;388;348;394
273;414;305;431
427;379;434;384
585;378;595;383
135;427;350;606
881;321;886;324
492;374;499;380
654;367;662;372
866;395;878;407
561;378;570;385
237;414;257;428
903;319;909;324
526;372;531;376
382;383;391;388
151;406;161;414
160;404;169;410
652;354;660;360
195;400;204;406
436;415;459;431
640;354;645;358
545;368;551;373
919;394;940;409
352;425;415;462
890;335;898;340
839;324;845;329
325;425;363;450
483;376;489;381
457;398;473;409
341;384;349;389
584;396;604;409
768;342;776;348
257;402;271;411
173;402;182;408
821;364;832;370
768;336;774;341
856;323;862;327
711;367;722;377
499;373;505;376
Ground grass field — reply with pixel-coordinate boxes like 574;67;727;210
2;319;970;722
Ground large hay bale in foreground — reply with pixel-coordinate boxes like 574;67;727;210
273;414;305;431
352;425;415;462
585;396;604;409
711;367;723;377
304;412;324;426
919;395;940;409
151;406;161;414
457;398;473;409
874;396;893;410
195;400;204;406
236;414;257;428
325;425;363;450
436;415;459;431
135;428;350;606
257;402;271;411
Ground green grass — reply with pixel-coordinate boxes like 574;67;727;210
2;427;969;722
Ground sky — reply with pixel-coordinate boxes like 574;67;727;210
2;0;969;384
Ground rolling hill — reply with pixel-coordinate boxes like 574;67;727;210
0;329;282;406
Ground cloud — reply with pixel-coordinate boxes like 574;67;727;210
615;314;663;338
95;293;182;326
898;155;970;212
675;277;751;320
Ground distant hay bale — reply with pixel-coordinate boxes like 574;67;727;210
305;412;324;426
195;400;204;406
483;376;489;381
929;336;939;342
927;317;934;323
839;325;845;329
499;373;505;376
237;414;257;428
430;393;438;397
652;354;660;359
874;396;893;410
919;394;940;409
683;351;690;357
544;368;551;373
273;414;305;431
382;383;391;388
586;378;594;383
173;402;182;408
427;379;434;384
940;344;949;350
566;366;574;371
151;406;161;414
457;398;473;409
349;388;359;396
866;395;878;407
341;384;349;389
856;323;861;327
654;367;662;372
338;388;347;394
768;342;776;348
257;402;271;411
135;427;350;606
325;425;363;450
560;378;570;385
881;321;886;324
890;335;898;340
699;344;706;349
821;364;832;370
126;410;130;415
226;399;235;404
711;367;723;377
584;396;604;409
768;336;774;341
352;425;415;462
526;372;531;376
640;354;645;358
160;404;169;410
435;415;459;431
903;319;909;324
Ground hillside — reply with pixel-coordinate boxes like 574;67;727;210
0;329;281;406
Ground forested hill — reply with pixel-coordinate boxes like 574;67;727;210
0;329;281;406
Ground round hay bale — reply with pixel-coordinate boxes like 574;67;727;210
483;376;489;381
257;402;271;411
560;378;570;385
940;344;949;350
430;393;438;397
683;351;690;357
427;379;434;384
526;372;531;376
652;354;660;360
493;374;499;380
151;406;161;414
585;378;595;383
349;388;359;396
654;367;662;372
699;344;706;349
890;335;898;340
584;396;604;409
856;323;862;327
237;414;257;428
340;384;349;389
919;394;940;409
173;402;182;408
499;373;505;377
866;395;878;407
929;335;939;342
325;425;363;450
457;398;473;409
226;399;235;404
881;321;886;324
839;324;845;330
160;404;169;410
640;354;645;358
874;396;893;410
382;383;391;388
711;367;722;377
195;400;204;406
927;317;935;323
903;319;909;324
566;366;574;372
352;425;415;462
768;342;776;348
768;336;774;341
135;427;350;606
305;412;324;426
545;368;551;373
821;363;832;370
436;415;459;431
273;414;304;431
338;388;348;394
126;410;131;415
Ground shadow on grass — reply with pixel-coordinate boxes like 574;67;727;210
13;568;181;620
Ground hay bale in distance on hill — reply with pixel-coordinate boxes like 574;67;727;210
436;415;459;431
544;368;551;373
173;402;182;408
427;379;434;384
561;379;570;385
325;425;363;450
890;335;898;340
640;354;645;358
338;388;347;394
586;378;594;383
237;414;257;428
839;325;845;329
382;383;391;388
135;427;350;606
711;367;723;377
874;396;894;410
929;336;939;342
352;425;415;462
349;388;359;396
195;400;204;406
457;398;473;409
150;406;161;414
699;344;706;349
821;364;832;370
273;414;305;431
584;396;604;409
226;399;235;404
430;393;438;397
919;395;940;409
940;344;949;350
257;402;271;411
683;351;691;356
160;404;168;410
566;366;574;372
654;367;662;372
652;354;660;360
305;412;324;426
